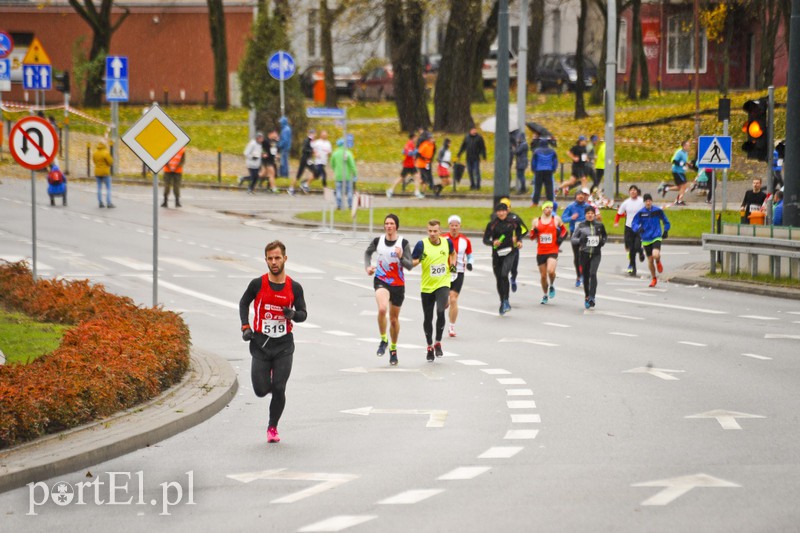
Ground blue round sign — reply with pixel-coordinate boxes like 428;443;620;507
0;32;14;60
267;51;295;81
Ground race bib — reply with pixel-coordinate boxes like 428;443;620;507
539;233;553;244
581;154;587;162
587;235;600;248
749;204;762;212
263;319;287;338
270;147;277;155
430;264;447;277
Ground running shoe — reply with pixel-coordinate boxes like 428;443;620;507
414;191;425;199
267;426;280;443
287;188;296;196
658;182;667;197
584;298;591;309
434;342;443;358
448;324;456;337
548;286;556;299
649;277;657;287
301;184;310;194
386;190;394;198
377;339;388;357
656;260;664;273
575;277;582;288
589;298;596;308
511;278;517;292
674;200;686;206
540;295;548;305
626;265;634;274
389;350;398;366
426;346;435;362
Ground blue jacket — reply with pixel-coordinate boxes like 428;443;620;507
632;205;671;244
562;200;590;234
532;146;558;172
773;201;783;225
278;117;292;152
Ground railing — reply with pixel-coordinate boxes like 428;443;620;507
702;229;800;279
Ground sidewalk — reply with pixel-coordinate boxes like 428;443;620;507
0;350;237;493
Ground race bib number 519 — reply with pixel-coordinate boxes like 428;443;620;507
263;319;287;337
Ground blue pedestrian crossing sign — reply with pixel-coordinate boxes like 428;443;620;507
105;55;129;102
697;136;732;169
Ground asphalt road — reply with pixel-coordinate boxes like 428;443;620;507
1;179;799;532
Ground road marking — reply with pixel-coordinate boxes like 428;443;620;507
0;255;54;270
632;473;740;506
678;341;707;347
378;489;444;505
481;368;511;375
738;314;779;321
506;389;533;396
226;469;358;504
340;406;448;428
298;515;377;532
741;353;772;360
106;256;156;271
557;287;728;315
543;322;571;328
293;322;322;329
438;466;492;480
339;367;441;380
593;311;644;321
153;278;237;309
497;378;526;385
609;332;638;337
284;263;325;274
685;409;765;430
478;447;524;459
765;334;800;340
511;414;541;423
358;310;412;322
160;257;215;272
456;359;488;366
499;337;559;347
325;330;355;337
504;429;539;440
623;367;685;380
507;400;537;409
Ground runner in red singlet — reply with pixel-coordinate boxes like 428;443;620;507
529;201;567;304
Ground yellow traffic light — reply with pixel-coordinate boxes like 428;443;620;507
748;121;764;139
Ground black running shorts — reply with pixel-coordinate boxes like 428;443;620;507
536;253;558;266
643;241;662;257
449;272;465;294
374;278;405;307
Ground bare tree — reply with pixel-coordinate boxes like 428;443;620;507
574;0;589;119
589;0;631;106
385;0;430;131
528;0;545;85
756;0;781;89
472;1;500;102
626;0;648;100
68;0;130;107
207;0;229;109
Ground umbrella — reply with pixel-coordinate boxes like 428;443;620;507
526;121;552;138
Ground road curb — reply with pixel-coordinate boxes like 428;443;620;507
669;272;800;300
0;349;238;494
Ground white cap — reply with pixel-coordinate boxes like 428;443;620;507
579;187;591;195
448;215;462;224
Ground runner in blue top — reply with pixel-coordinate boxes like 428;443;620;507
658;139;691;206
631;193;671;288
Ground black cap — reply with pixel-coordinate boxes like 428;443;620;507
495;203;509;211
643;193;653;201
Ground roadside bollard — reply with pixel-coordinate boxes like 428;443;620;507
217;148;222;184
86;143;91;177
164;88;169;107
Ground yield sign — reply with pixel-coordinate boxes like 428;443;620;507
632;473;740;506
9;116;59;170
685;409;765;430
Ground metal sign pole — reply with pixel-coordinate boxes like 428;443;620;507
722;119;729;211
64;92;70;174
153;171;159;306
111;101;119;176
279;52;286;118
31;169;37;280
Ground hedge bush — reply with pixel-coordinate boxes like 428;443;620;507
0;261;190;449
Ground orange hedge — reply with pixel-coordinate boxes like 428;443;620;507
0;261;190;448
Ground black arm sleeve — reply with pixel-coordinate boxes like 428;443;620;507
483;221;495;246
239;277;261;326
400;239;414;270
291;281;308;323
364;237;379;268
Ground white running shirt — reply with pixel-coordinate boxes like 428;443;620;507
312;139;333;166
617;197;645;228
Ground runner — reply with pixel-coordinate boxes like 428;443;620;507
571;206;608;309
412;220;455;361
498;198;528;293
364;214;413;366
631;194;671;287
443;215;474;337
529;201;567;304
239;240;308;444
614;185;645;276
387;132;424;199
561;188;598;287
483;202;522;315
659;139;692;206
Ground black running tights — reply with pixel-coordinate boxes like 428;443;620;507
580;253;602;300
251;351;293;427
421;287;448;345
492;252;515;302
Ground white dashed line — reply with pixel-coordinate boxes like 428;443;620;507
543;322;571;328
678;341;707;347
378;489;444;505
324;331;356;337
457;359;488;366
497;378;526;385
738;315;779;321
438;466;492;481
507;400;537;409
511;414;541;423
504;429;539;440
298;515;377;532
506;389;533;396
609;332;638;337
481;368;512;375
478;447;524;459
741;353;772;360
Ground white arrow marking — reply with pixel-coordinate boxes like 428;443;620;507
226;469;358;503
339;366;441;380
341;406;447;427
685;409;765;430
623;367;685;380
632;473;740;506
39;66;49;86
111;56;123;78
499;337;560;347
25;66;34;86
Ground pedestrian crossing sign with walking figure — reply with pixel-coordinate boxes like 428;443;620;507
697;136;732;169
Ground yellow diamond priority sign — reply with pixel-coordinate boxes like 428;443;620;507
122;103;189;173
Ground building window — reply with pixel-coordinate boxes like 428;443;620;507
307;9;318;58
666;13;707;74
617;19;627;73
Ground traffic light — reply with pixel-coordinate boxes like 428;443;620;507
54;71;70;93
741;98;769;161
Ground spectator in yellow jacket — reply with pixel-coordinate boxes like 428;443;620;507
93;141;114;208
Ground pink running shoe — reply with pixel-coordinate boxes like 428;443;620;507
267;426;280;443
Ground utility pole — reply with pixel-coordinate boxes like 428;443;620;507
603;0;617;201
784;0;800;227
517;0;529;132
494;0;511;204
693;0;700;140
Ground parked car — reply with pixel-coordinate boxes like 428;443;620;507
422;53;442;73
354;64;395;101
535;53;597;93
299;64;360;98
482;47;518;85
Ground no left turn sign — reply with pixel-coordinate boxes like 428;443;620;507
9;116;59;170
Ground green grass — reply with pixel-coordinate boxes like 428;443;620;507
296;206;741;238
0;309;71;365
705;272;800;288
